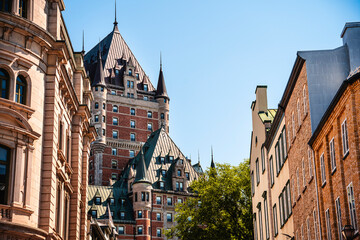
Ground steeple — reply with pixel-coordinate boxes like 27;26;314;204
210;146;215;169
92;42;106;87
81;30;85;55
113;0;118;27
134;147;150;184
155;54;169;100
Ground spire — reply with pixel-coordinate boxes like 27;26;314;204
81;30;85;54
198;150;200;165
92;40;106;87
155;55;169;100
210;146;215;169
114;0;118;26
134;146;150;184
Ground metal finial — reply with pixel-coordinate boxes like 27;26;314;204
198;149;200;164
114;0;118;26
82;30;85;53
160;51;162;70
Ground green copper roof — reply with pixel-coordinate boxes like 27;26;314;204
258;109;277;123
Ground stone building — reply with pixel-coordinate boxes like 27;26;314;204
250;22;360;240
87;127;202;240
0;0;95;240
85;20;170;186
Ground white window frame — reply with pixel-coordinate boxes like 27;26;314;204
335;197;343;240
303;85;307;114
302;158;306;188
329;138;336;172
325;208;332;240
273;204;278;237
308;147;314;178
258;206;263;240
297;99;301;127
347;182;358;232
269;156;274;186
297;168;300;196
306;217;311;240
341;119;349;156
320;153;326;185
313;209;319;240
292;112;296;138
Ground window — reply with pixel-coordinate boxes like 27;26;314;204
297;168;300;196
95;86;98;91
130;133;135;142
347;182;358;231
178;198;183;204
156;213;161;220
308;147;314;178
144;84;148;91
59;122;63;150
112;160;117;169
320;153;326;185
113;117;118;125
288;123;291;148
167;213;172;222
15;75;27;104
157;229;161;237
167;197;172;206
256;158;260;185
147;111;152;118
251;171;255;195
301;224;304;240
95;102;99;109
341;119;349;156
111;148;117;156
129;69;132;76
264;196;270;240
161;170;166;176
180;182;183;191
103;103;105;109
269;156;274;186
134;193;137;202
19;0;27;18
292;112;295;138
136;73;139;80
138;210;142;218
120;199;125;206
303;86;307;114
112;130;118;139
129;150;135;158
297;99;301;126
325;209;332;240
0;0;11;13
186;172;190;180
282;127;287;158
258;205;263;240
273;204;278;236
130;108;135;115
314;209;319;240
261;147;265;173
160;181;164;189
329;138;336;172
177;170;181;176
94;115;99;122
91;210;97;218
161;113;164;119
302;158;306;188
176;182;179;191
130;81;134;89
160;157;165;164
127;81;130;88
100;86;104;92
146;193;149;202
113;105;118;112
111;90;116;95
141;192;145;201
111;173;117;180
109;198;115;205
118;226;124;234
147;123;152;131
102;115;105;122
156;196;162;204
0;145;10;204
279;181;292;226
120;211;125;220
143;96;148;101
137;226;142;234
254;214;258;240
335;197;343;240
95;197;101;205
306;217;311;240
130;120;135;128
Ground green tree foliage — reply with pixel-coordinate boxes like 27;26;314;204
165;160;253;240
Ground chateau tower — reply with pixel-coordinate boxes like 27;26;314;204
86;19;171;186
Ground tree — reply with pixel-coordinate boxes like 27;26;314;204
166;160;253;240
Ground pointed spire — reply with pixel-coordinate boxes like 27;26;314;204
155;54;169;100
134;146;150;184
210;146;215;169
81;30;85;54
92;40;106;87
114;0;118;26
198;150;200;165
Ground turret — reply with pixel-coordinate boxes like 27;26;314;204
155;58;170;133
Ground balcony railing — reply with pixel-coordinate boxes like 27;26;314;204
0;204;11;220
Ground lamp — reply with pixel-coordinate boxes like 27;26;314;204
342;225;355;240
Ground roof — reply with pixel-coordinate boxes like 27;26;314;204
258;109;277;123
155;67;169;99
84;25;155;90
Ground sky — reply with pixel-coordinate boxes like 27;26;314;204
62;0;360;169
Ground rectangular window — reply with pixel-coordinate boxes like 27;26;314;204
286;182;292;215
302;158;306;188
102;115;105;122
256;159;260;185
251;171;255;195
254;213;258;240
156;196;161;204
297;168;300;196
264;197;270;240
129;150;135;158
279;193;283;226
330;138;336;172
282;127;287;158
275;143;280;174
120;211;125;220
112;130;118;139
167;197;172;206
156;212;161;221
157;229;161;237
347;182;358;231
118;226;124;234
138;210;142;218
112;148;117;155
269;156;274;187
103;103;105;109
111;90;116;95
273;204;278;236
147;111;152;118
19;0;28;18
111;173;117;180
178;198;183;204
297;100;301;127
288;123;291;148
341;119;349;156
186;172;190;180
144;96;148;101
314;210;319;240
130;120;135;128
292;112;295;138
279;133;284;167
147;123;152;131
261;147;265;173
335;197;343;240
301;224;304;240
95;102;99;109
141;192;145;201
130;108;135;115
112;160;117;169
258;206;263;240
113;117;118;125
137;226;143;234
58;122;63;149
306;217;311;240
308;148;313;178
130;81;134;89
127;80;130;88
144;84;148;91
130;133;135;142
167;213;172;222
325;209;332;240
320;153;326;185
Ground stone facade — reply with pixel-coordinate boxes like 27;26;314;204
0;0;95;239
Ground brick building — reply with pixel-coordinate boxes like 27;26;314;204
87;127;203;240
85;20;170;186
250;22;360;240
0;0;95;239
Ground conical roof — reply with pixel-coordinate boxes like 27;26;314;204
91;49;106;87
134;147;150;184
155;66;169;99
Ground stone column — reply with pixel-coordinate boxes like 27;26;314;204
12;142;25;207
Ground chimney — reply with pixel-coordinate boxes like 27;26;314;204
253;86;268;113
341;22;360;73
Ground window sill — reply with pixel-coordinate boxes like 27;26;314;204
308;176;314;184
321;181;326;188
302;185;307;194
343;151;349;160
331;168;337;176
297;194;301;201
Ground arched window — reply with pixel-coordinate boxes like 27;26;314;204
0;145;10;204
0;0;12;13
0;69;10;99
113;105;118;112
16;75;27;104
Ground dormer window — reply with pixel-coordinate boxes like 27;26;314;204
186;172;190;180
136;73;139;80
169;156;174;163
109;198;115;205
91;210;97;218
120;211;125;220
115;69;119;75
144;84;148;92
95;102;99;109
160;157;165;164
130;81;134;89
162;170;166;176
177;170;181;177
129;69;132;76
95;197;101;205
160;181;165;190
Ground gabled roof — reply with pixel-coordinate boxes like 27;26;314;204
84;25;155;90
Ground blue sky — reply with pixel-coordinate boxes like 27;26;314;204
63;0;360;168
